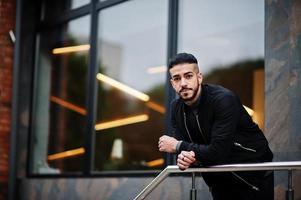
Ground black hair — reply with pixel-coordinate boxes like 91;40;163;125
168;53;198;69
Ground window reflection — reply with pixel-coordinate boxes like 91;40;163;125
42;0;90;21
95;0;168;171
32;15;91;173
178;0;265;129
71;0;90;9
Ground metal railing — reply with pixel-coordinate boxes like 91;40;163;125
134;161;301;200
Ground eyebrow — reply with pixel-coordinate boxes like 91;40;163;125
184;72;194;75
171;71;194;79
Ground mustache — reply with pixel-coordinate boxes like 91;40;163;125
179;87;192;92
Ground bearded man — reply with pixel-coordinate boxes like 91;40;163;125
158;53;274;200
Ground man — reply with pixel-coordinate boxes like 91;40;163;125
158;53;274;200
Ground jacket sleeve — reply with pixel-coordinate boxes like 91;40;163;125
170;99;185;141
178;93;239;166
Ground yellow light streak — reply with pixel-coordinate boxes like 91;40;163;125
52;44;90;54
145;158;164;167
48;147;85;161
50;96;86;115
147;66;167;74
243;105;254;116
146;101;165;114
95;114;149;131
96;73;150;102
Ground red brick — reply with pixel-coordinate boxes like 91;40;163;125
0;0;16;199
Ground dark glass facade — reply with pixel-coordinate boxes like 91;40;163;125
4;0;301;199
28;0;264;175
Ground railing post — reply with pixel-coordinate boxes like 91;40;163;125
190;172;197;200
286;170;294;200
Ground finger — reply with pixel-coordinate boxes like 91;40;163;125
177;161;189;170
182;151;195;157
178;154;188;163
158;143;162;149
183;155;196;163
158;137;164;144
178;154;195;165
179;152;189;160
177;157;191;166
178;154;184;160
183;157;195;163
189;151;195;157
182;152;196;162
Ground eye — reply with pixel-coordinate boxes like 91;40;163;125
173;77;180;82
185;74;193;79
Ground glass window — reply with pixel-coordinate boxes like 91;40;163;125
178;0;265;129
71;0;90;9
31;15;91;174
95;0;168;171
42;0;90;21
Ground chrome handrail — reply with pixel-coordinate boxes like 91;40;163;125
134;161;301;200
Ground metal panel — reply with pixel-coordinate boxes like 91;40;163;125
164;0;179;166
83;0;99;175
8;0;22;199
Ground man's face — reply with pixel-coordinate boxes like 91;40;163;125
169;63;203;103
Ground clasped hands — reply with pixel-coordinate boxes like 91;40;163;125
158;135;196;170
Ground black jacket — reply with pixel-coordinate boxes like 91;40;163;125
171;84;273;166
171;84;274;189
172;84;273;166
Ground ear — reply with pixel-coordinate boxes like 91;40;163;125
197;72;203;85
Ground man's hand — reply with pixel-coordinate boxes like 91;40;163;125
158;135;178;153
177;151;196;170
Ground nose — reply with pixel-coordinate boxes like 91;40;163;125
180;77;188;87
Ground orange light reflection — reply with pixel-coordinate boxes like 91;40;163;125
146;101;165;114
48;147;85;161
50;96;86;115
52;44;90;54
145;158;164;167
96;73;150;102
95;114;149;131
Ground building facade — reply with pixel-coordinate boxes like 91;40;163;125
0;0;300;199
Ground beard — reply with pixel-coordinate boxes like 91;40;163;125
178;84;200;102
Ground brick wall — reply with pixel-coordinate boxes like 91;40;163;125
0;0;16;199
